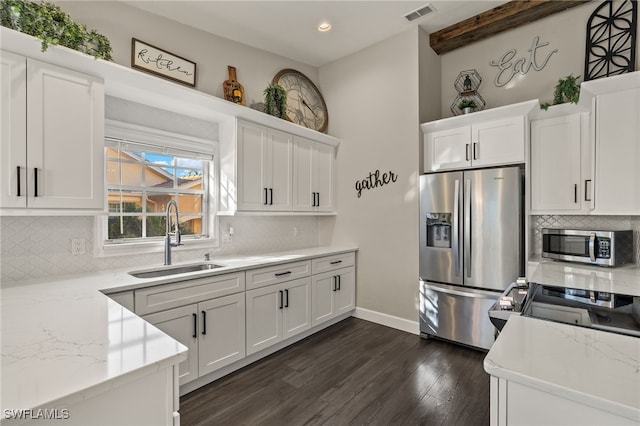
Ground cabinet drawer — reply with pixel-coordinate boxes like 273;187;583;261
135;272;245;315
312;252;356;274
246;260;311;290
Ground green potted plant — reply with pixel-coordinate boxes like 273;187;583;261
0;0;112;60
263;83;287;119
540;74;581;110
458;99;477;114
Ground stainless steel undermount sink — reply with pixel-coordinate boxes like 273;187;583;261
128;262;225;279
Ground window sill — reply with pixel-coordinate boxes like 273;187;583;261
96;237;219;258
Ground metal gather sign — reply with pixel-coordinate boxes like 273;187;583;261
490;36;558;87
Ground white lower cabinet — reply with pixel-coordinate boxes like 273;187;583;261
490;376;637;426
311;266;355;326
245;277;311;355
142;292;245;386
144;305;199;386
198;293;246;376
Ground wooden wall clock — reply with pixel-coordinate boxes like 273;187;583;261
273;69;329;133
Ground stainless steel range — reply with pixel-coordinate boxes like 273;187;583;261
490;280;640;338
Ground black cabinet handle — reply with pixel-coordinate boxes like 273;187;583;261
201;310;207;335
330;260;342;265
269;188;273;205
16;166;21;197
279;290;284;309
465;144;470;161
332;276;337;291
337;275;341;291
473;143;478;160
34;168;38;197
284;289;289;308
317;192;320;207
311;192;316;207
192;313;197;338
264;188;268;205
574;184;578;203
585;179;592;202
275;271;292;277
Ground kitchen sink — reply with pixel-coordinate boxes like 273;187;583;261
129;262;225;279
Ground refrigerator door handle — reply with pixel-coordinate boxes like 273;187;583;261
464;178;472;278
452;179;461;277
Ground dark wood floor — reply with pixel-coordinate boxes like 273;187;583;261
181;318;490;426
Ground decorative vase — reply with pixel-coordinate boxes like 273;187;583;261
462;107;474;114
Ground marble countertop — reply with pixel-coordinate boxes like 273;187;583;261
528;258;640;297
485;315;640;422
1;246;357;411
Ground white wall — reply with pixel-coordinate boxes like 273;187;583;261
440;1;640;116
317;27;440;323
54;1;319;106
0;2;325;285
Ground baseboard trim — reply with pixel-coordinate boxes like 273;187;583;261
353;307;419;335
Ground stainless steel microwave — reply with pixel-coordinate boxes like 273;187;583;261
542;229;634;267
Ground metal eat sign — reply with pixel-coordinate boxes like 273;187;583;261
489;36;558;87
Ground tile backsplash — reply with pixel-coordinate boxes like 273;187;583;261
530;215;640;264
1;215;319;284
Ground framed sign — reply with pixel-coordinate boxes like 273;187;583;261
131;38;196;87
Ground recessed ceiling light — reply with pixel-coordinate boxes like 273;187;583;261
318;22;332;32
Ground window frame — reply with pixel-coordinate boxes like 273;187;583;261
96;120;219;257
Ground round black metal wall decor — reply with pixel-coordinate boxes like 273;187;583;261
584;0;637;81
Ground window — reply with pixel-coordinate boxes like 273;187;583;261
102;120;216;249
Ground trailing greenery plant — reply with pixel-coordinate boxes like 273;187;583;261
540;74;581;110
458;99;477;110
263;83;287;119
0;0;113;60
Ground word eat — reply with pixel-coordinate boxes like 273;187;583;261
355;169;398;198
490;36;557;87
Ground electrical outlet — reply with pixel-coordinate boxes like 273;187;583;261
222;232;232;243
71;238;86;255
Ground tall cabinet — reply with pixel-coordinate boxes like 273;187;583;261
0;50;104;211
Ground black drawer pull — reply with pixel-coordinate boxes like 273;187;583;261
269;188;273;205
275;271;292;277
201;310;207;335
465;144;470;161
574;184;578;203
284;289;289;308
34;168;38;197
16;166;21;197
337;275;341;291
330;260;342;265
279;290;284;309
332;276;337;291
264;188;268;205
192;313;197;338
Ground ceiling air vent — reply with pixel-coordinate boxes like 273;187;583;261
404;3;435;22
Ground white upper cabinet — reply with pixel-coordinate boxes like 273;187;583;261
471;116;526;168
530;109;591;213
292;136;335;212
422;100;536;173
236;120;293;211
234;119;338;214
1;50;104;212
591;87;640;214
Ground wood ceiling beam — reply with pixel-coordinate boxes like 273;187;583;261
429;0;591;55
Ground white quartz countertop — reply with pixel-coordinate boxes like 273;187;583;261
1;246;357;411
528;258;640;297
484;315;640;422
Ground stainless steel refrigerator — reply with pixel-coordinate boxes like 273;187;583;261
419;166;523;350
